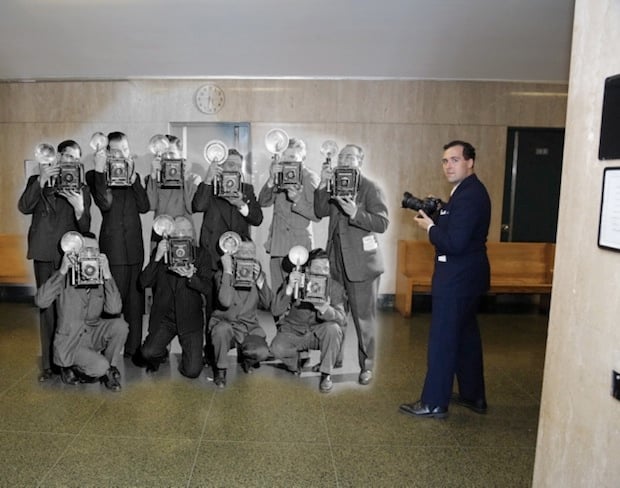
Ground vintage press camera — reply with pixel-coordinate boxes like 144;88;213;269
287;246;330;304
152;215;195;270
401;192;445;216
34;143;84;191
204;140;242;199
60;232;104;287
90;132;132;187
265;128;303;190
320;140;360;199
219;231;256;289
149;134;184;189
56;161;84;192
167;237;195;269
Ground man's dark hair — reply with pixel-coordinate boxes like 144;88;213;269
444;140;476;161
228;148;243;159
165;134;182;153
308;248;329;264
57;140;81;157
107;131;127;150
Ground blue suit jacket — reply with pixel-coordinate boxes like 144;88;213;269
429;173;491;297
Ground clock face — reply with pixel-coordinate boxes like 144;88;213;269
195;84;225;114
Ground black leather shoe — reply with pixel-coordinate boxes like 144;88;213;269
451;394;487;414
319;373;333;393
38;368;55;382
60;367;79;386
358;369;372;385
214;368;227;388
399;401;448;419
109;366;121;380
100;369;122;392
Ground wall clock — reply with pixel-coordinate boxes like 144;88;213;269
195;84;225;114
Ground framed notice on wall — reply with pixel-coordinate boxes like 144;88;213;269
598;167;620;251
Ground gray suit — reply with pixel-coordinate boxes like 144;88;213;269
314;174;389;371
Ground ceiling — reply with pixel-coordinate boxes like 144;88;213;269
0;0;575;83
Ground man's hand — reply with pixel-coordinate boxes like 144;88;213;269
172;264;195;278
186;172;202;186
150;155;161;179
414;209;434;231
334;196;357;218
312;296;331;314
227;195;249;216
100;254;112;280
269;161;282;186
59;254;73;276
252;262;265;289
205;163;222;185
39;164;60;188
286;270;304;296
94;150;107;173
286;184;302;203
155;239;168;262
127;155;137;184
221;253;234;275
58;189;85;218
320;166;333;188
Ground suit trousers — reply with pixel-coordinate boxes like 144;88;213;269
339;277;379;372
209;321;270;370
421;295;486;408
270;322;343;374
110;263;144;356
269;256;287;296
72;318;128;378
140;318;203;378
34;260;57;371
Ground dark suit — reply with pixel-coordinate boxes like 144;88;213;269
192;182;263;273
314;174;389;371
421;173;491;408
18;175;92;371
138;247;210;378
86;170;149;356
192;181;263;355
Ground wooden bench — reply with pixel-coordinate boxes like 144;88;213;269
0;234;31;285
394;240;555;317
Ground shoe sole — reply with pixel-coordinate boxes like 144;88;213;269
451;396;487;414
398;406;448;419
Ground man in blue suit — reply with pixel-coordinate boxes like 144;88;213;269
400;140;490;419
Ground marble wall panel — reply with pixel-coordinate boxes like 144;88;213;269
0;78;567;293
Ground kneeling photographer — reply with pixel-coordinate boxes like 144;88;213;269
34;232;128;392
269;248;348;393
133;216;209;379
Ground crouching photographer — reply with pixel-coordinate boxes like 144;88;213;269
269;248;348;393
34;232;128;392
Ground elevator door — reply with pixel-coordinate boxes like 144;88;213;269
501;128;564;242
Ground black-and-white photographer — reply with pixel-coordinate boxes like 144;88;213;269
314;144;389;386
86;131;150;360
34;233;127;392
269;248;348;393
258;137;320;294
18;140;92;383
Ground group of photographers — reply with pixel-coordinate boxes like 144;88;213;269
19;131;389;394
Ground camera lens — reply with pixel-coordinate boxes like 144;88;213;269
83;264;96;277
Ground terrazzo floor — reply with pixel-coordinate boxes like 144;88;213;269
0;300;547;487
